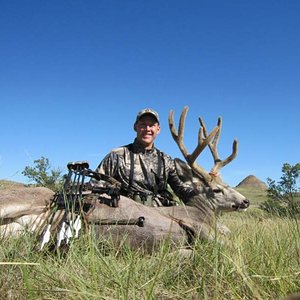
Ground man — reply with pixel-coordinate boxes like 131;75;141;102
91;108;197;206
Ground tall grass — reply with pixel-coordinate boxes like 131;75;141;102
1;212;300;299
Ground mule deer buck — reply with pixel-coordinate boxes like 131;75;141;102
0;106;249;253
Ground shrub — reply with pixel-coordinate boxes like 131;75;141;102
260;163;300;218
22;156;63;191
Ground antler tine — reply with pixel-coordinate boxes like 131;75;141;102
189;122;219;164
168;106;190;160
219;139;238;168
200;117;238;174
169;106;218;183
199;117;221;163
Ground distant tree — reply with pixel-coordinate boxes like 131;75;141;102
22;157;63;191
260;163;300;217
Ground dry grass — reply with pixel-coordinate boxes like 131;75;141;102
0;179;27;190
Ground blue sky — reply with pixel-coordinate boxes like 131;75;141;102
0;0;299;187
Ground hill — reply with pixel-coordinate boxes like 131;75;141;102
234;175;268;206
236;175;267;190
0;179;27;190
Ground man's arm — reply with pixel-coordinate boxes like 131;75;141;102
90;151;120;187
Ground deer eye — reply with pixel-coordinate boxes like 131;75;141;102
213;188;223;194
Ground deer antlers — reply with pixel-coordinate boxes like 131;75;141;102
168;106;238;182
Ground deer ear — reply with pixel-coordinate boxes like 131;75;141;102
174;158;194;184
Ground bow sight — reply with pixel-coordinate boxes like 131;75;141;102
57;160;121;210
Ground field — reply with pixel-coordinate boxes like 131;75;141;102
1;184;300;299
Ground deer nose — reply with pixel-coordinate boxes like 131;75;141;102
243;199;250;208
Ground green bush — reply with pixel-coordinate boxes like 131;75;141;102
22;156;63;191
260;163;300;218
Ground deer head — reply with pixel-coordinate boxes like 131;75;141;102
169;106;249;212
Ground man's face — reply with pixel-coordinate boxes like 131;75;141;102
134;114;160;149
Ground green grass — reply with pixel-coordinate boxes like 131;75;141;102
1;182;299;299
235;186;268;207
1;212;300;299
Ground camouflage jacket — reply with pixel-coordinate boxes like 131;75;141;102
91;139;195;203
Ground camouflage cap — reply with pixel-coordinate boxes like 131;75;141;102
135;108;160;124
